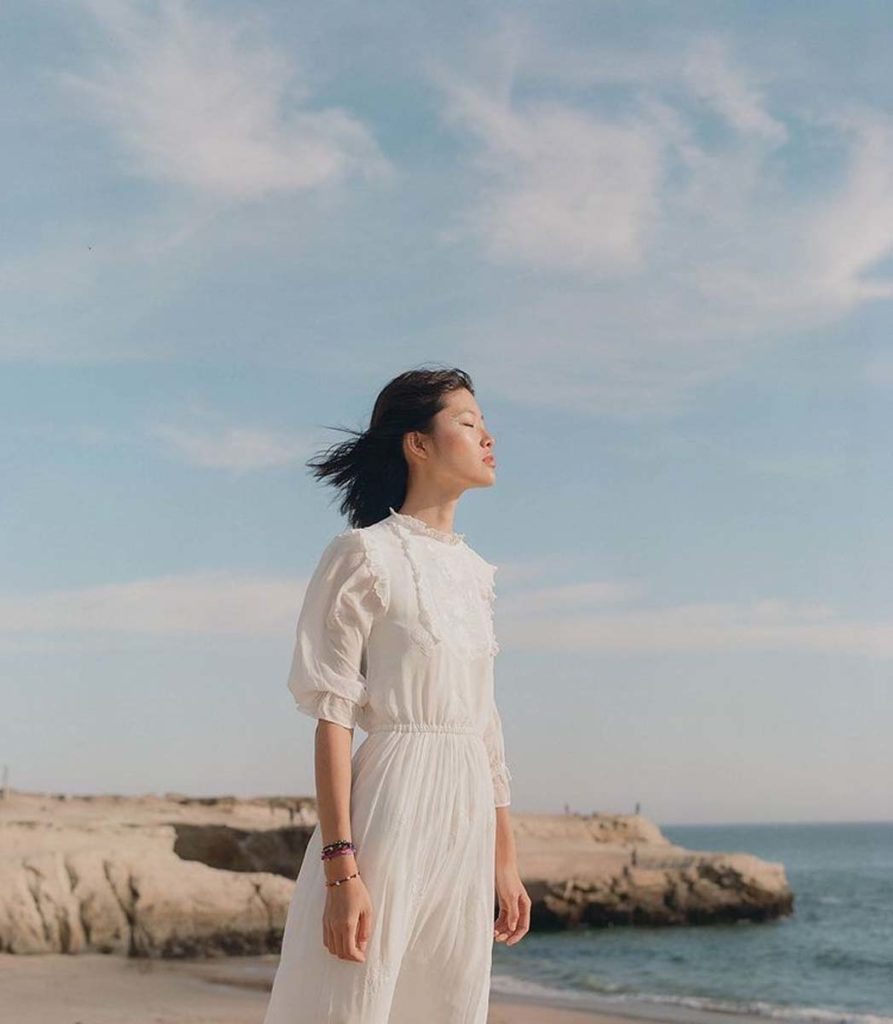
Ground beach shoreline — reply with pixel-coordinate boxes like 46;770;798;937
0;951;774;1024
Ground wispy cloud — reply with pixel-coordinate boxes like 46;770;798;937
432;29;893;416
498;584;892;658
681;36;788;144
148;420;306;470
8;8;893;423
434;76;664;275
57;0;393;199
3;2;395;363
0;572;302;638
3;569;889;661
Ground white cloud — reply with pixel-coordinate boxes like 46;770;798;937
498;584;892;658
433;30;893;416
148;420;306;470
0;572;302;638
2;2;395;362
800;107;893;306
56;0;393;199
3;568;889;661
681;36;788;144
8;11;893;420
433;75;664;274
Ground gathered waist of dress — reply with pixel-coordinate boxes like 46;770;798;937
365;720;482;735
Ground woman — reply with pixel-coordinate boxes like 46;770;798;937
262;366;530;1024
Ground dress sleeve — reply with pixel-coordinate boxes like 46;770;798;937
477;554;512;806
482;697;512;807
286;530;384;730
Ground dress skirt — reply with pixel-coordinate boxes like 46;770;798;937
262;721;498;1024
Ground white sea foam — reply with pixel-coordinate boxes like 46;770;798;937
490;971;893;1024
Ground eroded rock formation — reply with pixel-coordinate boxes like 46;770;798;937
0;791;793;957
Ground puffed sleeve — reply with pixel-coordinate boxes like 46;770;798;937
482;698;512;807
286;530;384;730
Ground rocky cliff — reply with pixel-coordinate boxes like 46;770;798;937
0;790;793;957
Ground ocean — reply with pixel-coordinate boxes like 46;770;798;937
490;821;893;1024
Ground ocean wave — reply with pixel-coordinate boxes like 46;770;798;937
490;971;893;1024
630;991;893;1024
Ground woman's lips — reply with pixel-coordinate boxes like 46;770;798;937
483;455;496;466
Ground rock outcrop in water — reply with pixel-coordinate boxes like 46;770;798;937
0;790;793;957
513;814;793;928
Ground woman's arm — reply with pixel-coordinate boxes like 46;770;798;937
315;720;357;884
285;531;386;963
314;720;374;963
483;699;531;945
493;805;530;946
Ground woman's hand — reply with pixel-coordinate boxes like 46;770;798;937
322;866;374;962
493;863;531;946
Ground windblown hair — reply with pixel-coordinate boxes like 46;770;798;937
306;365;475;529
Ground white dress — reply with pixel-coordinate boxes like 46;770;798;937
262;507;512;1024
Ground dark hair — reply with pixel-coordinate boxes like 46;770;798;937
306;365;475;528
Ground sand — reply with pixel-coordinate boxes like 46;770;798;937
0;951;653;1024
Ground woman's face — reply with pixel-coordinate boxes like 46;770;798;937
423;387;496;489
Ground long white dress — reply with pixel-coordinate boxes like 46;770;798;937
262;506;512;1024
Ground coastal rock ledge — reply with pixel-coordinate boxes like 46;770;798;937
0;791;793;957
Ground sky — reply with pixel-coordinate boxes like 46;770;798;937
2;0;891;825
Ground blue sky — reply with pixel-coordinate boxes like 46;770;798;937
2;0;891;825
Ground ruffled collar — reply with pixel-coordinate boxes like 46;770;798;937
387;506;466;546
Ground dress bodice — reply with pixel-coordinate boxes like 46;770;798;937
285;507;512;806
382;506;499;661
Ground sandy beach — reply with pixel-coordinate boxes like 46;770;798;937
0;951;680;1024
0;791;794;1024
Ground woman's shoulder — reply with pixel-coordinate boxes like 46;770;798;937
463;541;498;579
343;516;403;557
313;525;385;585
330;521;391;610
314;526;365;564
318;517;399;564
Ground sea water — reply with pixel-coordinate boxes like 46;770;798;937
490;821;893;1023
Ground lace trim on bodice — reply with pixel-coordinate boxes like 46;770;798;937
385;515;499;659
343;527;389;613
388;520;442;655
478;560;501;657
386;506;466;545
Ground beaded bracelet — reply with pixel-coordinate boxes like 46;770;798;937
322;847;355;859
321;839;354;852
321;839;356;861
325;870;360;888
